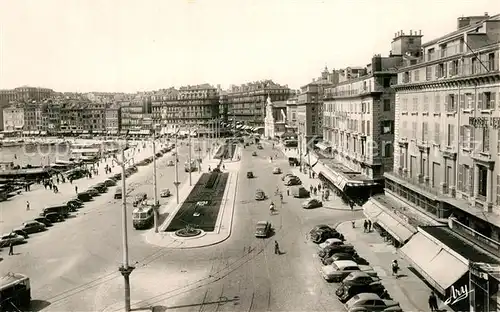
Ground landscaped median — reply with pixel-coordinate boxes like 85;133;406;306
148;170;238;248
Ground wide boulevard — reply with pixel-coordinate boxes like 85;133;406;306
1;141;363;312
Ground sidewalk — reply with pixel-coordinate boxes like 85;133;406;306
0;142;161;233
336;220;453;312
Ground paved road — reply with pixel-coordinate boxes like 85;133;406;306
107;143;362;312
0;144;195;312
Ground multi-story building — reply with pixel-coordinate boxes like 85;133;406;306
162;84;221;135
60;102;86;133
82;103;106;133
227;80;292;127
359;15;500;312
2;105;25;131
23;103;37;131
263;96;288;139
152;88;179;133
105;104;121;134
14;86;53;102
285;96;299;132
121;97;152;133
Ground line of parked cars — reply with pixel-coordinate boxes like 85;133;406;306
309;224;404;312
0;145;174;251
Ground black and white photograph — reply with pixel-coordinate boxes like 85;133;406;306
0;0;499;311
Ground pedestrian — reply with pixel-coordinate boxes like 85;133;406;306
286;188;290;196
75;185;78;194
312;172;316;179
26;201;30;211
318;183;321;192
391;260;399;277
363;220;368;233
208;165;211;172
368;220;372;232
350;202;354;210
313;186;317;195
274;241;280;255
428;292;438;311
309;185;313;193
8;241;14;256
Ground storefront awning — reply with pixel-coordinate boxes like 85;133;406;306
375;211;415;244
400;231;469;295
303;152;318;167
315;142;331;151
362;200;383;221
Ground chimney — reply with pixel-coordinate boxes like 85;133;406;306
419;30;422;35
485;12;489;17
410;30;413;35
401;30;404;35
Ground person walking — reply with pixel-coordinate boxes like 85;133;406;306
318;183;322;192
309;185;313;194
391;260;400;278
274;241;280;255
26;201;30;211
428;292;438;311
75;185;78;194
8;241;14;256
363;220;368;233
368;220;372;232
313;186;318;195
286;188;290;196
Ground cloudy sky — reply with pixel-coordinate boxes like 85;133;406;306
0;0;497;92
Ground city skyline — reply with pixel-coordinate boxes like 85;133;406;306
1;0;498;93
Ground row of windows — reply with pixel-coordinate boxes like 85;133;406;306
399;91;498;113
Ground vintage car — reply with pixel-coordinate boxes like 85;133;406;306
0;233;25;247
160;188;171;198
15;221;46;234
133;193;148;207
345;293;402;312
255;221;272;238
318;238;355;252
302;198;322;209
252;151;257;156
272;167;282;174
321;260;377;282
309;225;345;244
255;189;266;201
247;171;254;178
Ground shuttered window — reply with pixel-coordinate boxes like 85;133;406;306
458;165;464;192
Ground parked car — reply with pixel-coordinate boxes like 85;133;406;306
40;205;69;218
167;160;174;166
104;179;116;187
255;221;272;238
255;189;266;201
344;293;402;312
302;198;322;209
160;188;171;197
112;173;122;181
321;260;377;282
34;217;53;227
65;199;82;211
45;212;64;223
257;144;263;149
247;171;254;178
284;176;301;186
12;229;29;239
93;183;108;193
15;221;46;234
319;244;357;259
341;272;381;286
252;151;257;156
0;233;25;247
322;253;368;266
310;226;344;244
281;173;294;181
336;273;385;303
133;193;147;207
87;188;100;197
77;191;93;202
272;167;282;174
319;238;354;251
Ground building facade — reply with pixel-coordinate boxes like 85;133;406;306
14;86;54;102
105;104;121;134
286;96;299;132
297;82;327;156
2;106;25;131
387;15;500;239
263;96;287;139
227;80;292;127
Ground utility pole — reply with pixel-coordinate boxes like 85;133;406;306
152;136;159;233
174;130;180;204
188;125;192;186
114;138;134;312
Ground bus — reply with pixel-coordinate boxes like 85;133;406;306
132;206;154;230
0;273;31;312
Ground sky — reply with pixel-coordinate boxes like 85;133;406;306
0;0;498;93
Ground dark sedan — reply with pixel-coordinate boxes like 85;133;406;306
15;221;46;234
34;217;53;227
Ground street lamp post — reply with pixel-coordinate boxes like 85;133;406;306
113;138;135;312
188;126;192;186
174;130;180;204
152;136;159;233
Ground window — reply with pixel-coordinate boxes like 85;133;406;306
447;124;455;146
413;70;420;82
383;99;391;111
497;175;500;205
412;97;418;111
412;122;417;139
423;95;429;111
366;121;371;136
482;128;490;152
426;66;432;81
438;63;447;78
421;122;428;141
383;78;391;87
481;92;493;110
446;94;456;112
478;165;488;197
402;98;408;111
450;60;460;76
458;164;464;192
472;57;479;74
361;120;365;134
402;121;408;138
403;72;410;83
434;95;441;113
489;53;496;71
384;143;392;157
465;93;474;109
381;121;393;134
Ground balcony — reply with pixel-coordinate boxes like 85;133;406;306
449;217;500;257
323;84;382;99
387;170;441;197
